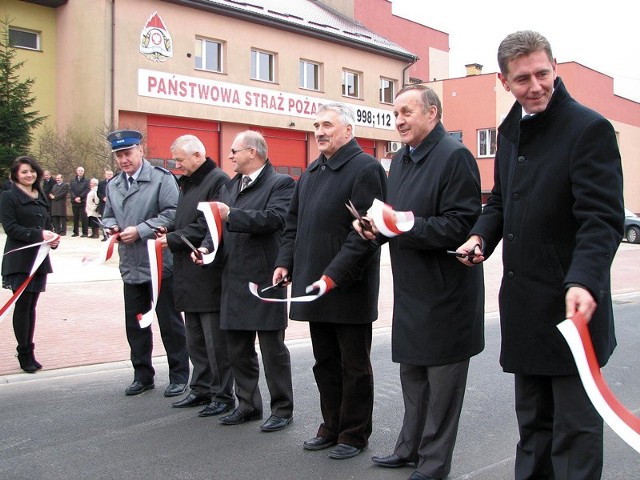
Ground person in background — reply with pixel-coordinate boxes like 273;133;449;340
158;134;235;418
457;30;624;479
85;178;101;238
204;130;295;432
1;156;60;372
358;84;484;480
102;129;189;397
273;103;386;459
97;169;113;241
42;170;55;204
49;174;69;236
70;166;90;237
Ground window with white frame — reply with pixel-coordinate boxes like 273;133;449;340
478;128;497;157
9;27;40;50
342;69;360;98
195;38;223;72
299;60;320;91
251;49;275;82
379;77;395;104
449;131;463;143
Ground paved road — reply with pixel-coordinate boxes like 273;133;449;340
1;303;639;480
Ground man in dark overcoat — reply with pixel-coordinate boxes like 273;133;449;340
70;166;90;237
49;174;70;235
205;130;295;432
458;31;624;479
159;135;235;417
361;85;484;480
274;103;386;459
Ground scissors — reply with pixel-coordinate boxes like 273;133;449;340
261;276;290;293
143;220;164;233
345;199;373;233
180;235;203;260
96;217;116;236
446;244;483;260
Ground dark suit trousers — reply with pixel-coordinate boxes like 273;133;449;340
184;311;234;404
51;216;67;235
123;277;189;384
309;322;373;448
394;359;470;478
71;203;88;235
226;329;293;417
514;373;603;480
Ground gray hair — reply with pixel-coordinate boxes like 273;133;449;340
395;84;442;120
318;102;356;137
170;134;206;157
238;130;268;160
497;30;553;76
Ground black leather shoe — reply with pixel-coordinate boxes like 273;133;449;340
408;472;439;480
372;454;415;468
198;401;234;417
219;408;263;425
329;443;364;460
164;383;187;397
125;381;154;396
260;414;293;432
172;392;210;408
303;436;337;451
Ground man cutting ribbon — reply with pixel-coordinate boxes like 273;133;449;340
102;129;189;398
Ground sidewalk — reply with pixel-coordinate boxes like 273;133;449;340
2;231;640;378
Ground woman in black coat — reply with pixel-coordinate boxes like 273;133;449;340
1;157;60;372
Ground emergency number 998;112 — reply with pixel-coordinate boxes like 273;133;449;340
355;109;393;128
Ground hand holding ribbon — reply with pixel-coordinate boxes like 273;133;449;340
305;275;335;296
249;275;335;303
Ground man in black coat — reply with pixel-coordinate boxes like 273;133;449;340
274;103;386;459
159;135;235;417
458;31;624;479
70;166;90;237
205;130;295;432
360;85;484;480
97;169;113;240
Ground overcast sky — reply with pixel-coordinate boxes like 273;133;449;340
391;0;640;103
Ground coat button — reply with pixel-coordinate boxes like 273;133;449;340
513;193;520;200
507;271;514;279
321;165;326;171
517;156;525;164
507;233;514;241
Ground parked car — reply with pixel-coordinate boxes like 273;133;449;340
624;208;640;243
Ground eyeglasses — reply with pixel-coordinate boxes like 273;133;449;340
230;147;252;155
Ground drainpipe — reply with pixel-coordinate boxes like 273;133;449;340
110;0;116;128
402;56;418;87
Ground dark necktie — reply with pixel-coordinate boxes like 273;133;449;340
240;176;251;192
127;176;134;190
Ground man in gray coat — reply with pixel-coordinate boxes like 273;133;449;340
201;130;295;432
103;129;189;397
274;103;386;459
359;85;484;480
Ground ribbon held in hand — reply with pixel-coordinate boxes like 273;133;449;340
249;275;335;303
366;198;414;238
197;202;223;264
557;312;640;453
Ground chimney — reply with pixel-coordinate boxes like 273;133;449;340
465;63;483;76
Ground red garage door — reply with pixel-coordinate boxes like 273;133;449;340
146;115;220;173
257;127;307;180
356;137;376;157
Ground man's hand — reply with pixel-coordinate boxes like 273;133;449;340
352;217;378;241
273;267;291;287
118;226;140;244
74;197;81;203
192;248;208;265
455;235;485;266
216;202;230;221
566;286;597;322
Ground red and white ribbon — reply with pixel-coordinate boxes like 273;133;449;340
557;312;640;453
367;198;414;238
81;234;119;265
0;236;59;323
197;202;223;264
136;238;163;328
248;275;333;303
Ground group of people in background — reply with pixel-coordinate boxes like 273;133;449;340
0;31;625;480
